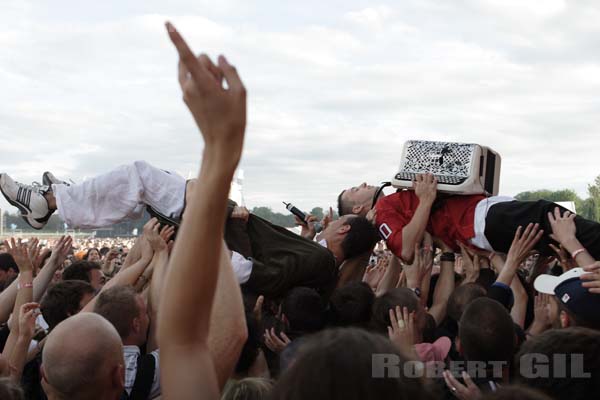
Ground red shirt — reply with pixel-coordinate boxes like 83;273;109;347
374;191;485;257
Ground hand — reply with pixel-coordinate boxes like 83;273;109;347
362;260;386;291
27;238;49;272
321;207;334;230
295;214;317;240
529;293;552;334
48;236;73;267
548;243;577;271
4;238;34;273
443;370;481;400
459;243;480;283
388;306;417;351
422;232;434;272
18;302;40;340
159;225;176;243
144;218;167;252
505;223;543;269
264;328;291;353
166;22;246;165
253;295;264;324
413;173;437;205
231;206;250;223
403;244;427;289
581;262;600;294
548;207;577;247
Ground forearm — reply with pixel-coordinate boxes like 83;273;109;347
2;272;33;359
159;154;235;344
510;278;527;328
147;250;169;352
208;246;248;390
375;257;401;297
400;202;432;262
33;260;60;302
8;335;31;382
429;260;455;325
560;238;595;267
0;281;18;324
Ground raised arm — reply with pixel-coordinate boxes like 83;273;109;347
548;207;595;267
400;173;437;263
428;240;456;325
33;236;73;302
158;21;246;400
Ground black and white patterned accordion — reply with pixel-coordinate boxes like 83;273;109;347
391;140;501;196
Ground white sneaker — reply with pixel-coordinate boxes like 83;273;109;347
43;171;70;187
0;173;54;230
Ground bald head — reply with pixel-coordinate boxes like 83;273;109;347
42;313;124;400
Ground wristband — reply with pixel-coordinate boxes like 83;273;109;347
440;252;455;262
409;287;422;297
17;282;33;290
571;248;586;259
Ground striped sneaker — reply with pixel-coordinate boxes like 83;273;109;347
42;171;70;187
0;173;54;230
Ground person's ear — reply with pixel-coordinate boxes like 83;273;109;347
352;204;364;215
112;364;125;391
337;224;351;235
559;310;570;328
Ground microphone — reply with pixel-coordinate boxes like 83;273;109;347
283;202;323;233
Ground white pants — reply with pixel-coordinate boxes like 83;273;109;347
54;161;186;229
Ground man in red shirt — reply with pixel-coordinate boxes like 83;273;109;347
337;174;600;263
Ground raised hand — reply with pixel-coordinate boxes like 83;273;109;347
581;262;600;294
388;306;417;352
529;293;552;335
264;328;291;353
231;206;250;223
144;218;167;252
547;207;577;246
443;370;481;400
413;173;437;205
4;238;33;273
321;207;334;230
505;223;543;268
166;22;246;168
295;214;317;240
159;225;176;243
48;236;73;267
18;302;40;340
458;243;480;283
362;259;387;291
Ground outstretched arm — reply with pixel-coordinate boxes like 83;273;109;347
400;173;437;263
158;21;246;400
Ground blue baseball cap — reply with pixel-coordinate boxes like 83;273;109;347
534;268;600;325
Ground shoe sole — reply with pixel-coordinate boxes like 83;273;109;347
0;178;44;230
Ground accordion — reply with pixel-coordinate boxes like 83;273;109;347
391;140;501;196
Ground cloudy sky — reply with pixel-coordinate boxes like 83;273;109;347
1;0;599;218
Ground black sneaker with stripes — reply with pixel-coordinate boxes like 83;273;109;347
0;173;54;230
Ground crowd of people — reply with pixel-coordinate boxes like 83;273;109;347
0;21;599;400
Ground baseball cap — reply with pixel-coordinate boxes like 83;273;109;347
534;268;600;324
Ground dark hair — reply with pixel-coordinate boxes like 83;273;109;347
337;190;351;217
459;298;515;363
447;283;486;322
480;385;552;400
223;378;273;400
282;287;326;334
371;288;420;334
0;253;18;273
40;280;95;331
515;327;600;400
271;328;435;400
329;282;374;328
84;248;100;260
93;286;141;339
340;216;379;260
62;261;100;283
